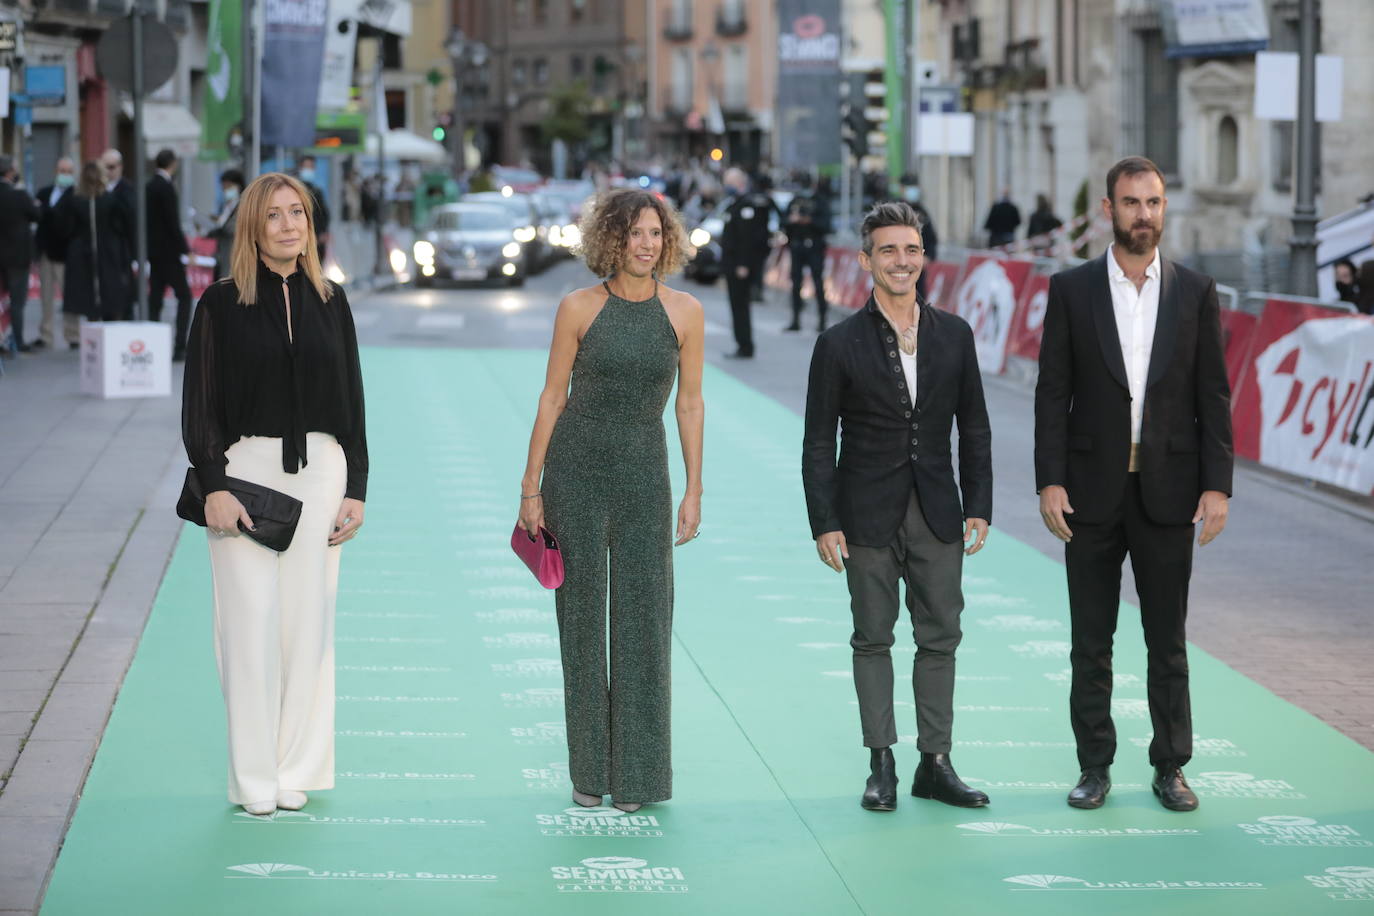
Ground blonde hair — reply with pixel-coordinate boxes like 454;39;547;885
229;172;331;304
575;188;691;279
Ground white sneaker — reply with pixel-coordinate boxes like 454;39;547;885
242;800;277;816
276;790;308;810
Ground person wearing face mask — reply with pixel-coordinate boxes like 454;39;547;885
209;169;245;280
293;155;331;266
804;201;993;815
898;176;939;300
182;172;368;817
34;158;77;349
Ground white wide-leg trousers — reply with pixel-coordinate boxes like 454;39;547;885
207;433;347;805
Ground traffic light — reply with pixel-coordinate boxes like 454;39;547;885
433;124;447;142
839;74;871;159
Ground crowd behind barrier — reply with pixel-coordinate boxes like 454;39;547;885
764;243;1374;498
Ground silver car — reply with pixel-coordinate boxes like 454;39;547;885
412;203;529;287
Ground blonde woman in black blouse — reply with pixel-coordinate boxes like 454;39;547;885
182;173;367;816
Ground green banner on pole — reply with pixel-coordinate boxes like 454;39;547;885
883;0;908;187
199;0;242;162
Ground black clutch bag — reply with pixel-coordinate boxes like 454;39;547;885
176;468;303;552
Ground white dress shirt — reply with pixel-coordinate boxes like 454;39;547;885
1106;243;1161;445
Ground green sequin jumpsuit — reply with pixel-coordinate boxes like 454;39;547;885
542;281;680;804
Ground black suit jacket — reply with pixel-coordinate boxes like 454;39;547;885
1033;252;1234;526
0;179;40;269
804;295;993;546
35;184;71;261
146;173;188;260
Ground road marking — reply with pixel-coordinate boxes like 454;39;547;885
416;314;467;329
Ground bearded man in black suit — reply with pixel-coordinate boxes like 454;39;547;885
1034;156;1233;813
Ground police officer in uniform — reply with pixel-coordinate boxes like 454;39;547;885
719;167;772;359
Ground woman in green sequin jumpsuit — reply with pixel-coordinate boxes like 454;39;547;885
519;190;705;812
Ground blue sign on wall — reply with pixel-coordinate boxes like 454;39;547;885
25;65;66;107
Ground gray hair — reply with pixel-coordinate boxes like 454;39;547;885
859;201;925;255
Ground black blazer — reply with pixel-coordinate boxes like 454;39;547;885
804;296;993;546
146;173;189;259
0;179;39;269
1033;252;1234;526
34;184;71;261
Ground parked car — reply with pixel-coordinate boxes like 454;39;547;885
411;203;530;287
463;190;552;271
490;165;544;194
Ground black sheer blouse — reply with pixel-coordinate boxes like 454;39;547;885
182;261;368;500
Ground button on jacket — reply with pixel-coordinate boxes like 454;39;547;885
803;294;993;547
182;262;369;500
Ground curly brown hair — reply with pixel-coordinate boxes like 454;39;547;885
575;188;691;278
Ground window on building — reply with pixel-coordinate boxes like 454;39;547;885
535;0;548;25
1217;115;1238;185
723;44;748;110
384;88;406;133
514;0;529;26
592;55;609;94
534;58;549;85
571;0;587;22
1138;28;1179;179
671;48;694;111
513;59;527;86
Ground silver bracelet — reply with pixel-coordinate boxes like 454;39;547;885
521;492;542;500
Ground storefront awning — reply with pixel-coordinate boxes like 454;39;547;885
363;128;447;164
120;100;201;159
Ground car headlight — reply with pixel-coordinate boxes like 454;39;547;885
549;225;563;246
562;224;582;246
389;248;408;274
413;240;435;264
513;225;537;243
689;227;711;248
502;262;518;276
502;241;522;258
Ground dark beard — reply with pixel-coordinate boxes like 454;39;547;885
1113;219;1161;255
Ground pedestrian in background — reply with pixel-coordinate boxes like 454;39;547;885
0;154;40;351
518;188;705;813
208;168;245;280
146;148;193;360
182;172;368;817
99;148;137;319
1035;156;1233;814
898;176;939;301
719;167;771;358
35;157;76;349
785;173;832;332
1026;193;1063;256
1332;258;1359;306
56;162;131;330
803;201;993;814
983;188;1021;249
294;154;331;265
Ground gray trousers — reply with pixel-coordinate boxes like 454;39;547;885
845;488;965;752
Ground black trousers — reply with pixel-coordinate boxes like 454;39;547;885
844;489;965;752
789;241;827;327
1066;473;1195;770
148;256;193;353
1;264;29;346
725;267;753;356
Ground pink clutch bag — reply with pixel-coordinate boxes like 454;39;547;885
510;523;565;589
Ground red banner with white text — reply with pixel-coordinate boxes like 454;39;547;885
1232;298;1374;494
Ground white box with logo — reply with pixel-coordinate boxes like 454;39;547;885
79;321;174;399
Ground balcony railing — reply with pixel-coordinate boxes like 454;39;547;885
716;0;746;37
664;5;693;41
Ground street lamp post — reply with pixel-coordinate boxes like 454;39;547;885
445;29;489;176
1289;0;1318;297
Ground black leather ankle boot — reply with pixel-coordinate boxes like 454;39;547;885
861;747;898;811
911;753;989;807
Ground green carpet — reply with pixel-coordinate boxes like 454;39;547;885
40;349;1374;914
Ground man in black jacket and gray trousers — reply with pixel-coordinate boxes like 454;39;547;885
146;148;193;360
1034;156;1233;813
0;155;40;352
803;201;993;813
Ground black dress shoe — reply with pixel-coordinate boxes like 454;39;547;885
1152;766;1199;812
17;342;33;353
911;753;989;807
783;321;801;332
724;349;754;359
860;747;898;812
30;339;48;350
1067;766;1111;809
